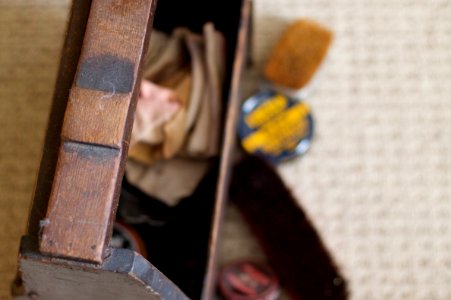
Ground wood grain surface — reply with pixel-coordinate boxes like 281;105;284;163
40;0;157;263
201;1;252;299
17;237;189;300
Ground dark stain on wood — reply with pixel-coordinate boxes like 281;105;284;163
17;236;189;300
76;54;134;94
38;0;156;264
15;0;251;298
39;140;123;262
63;141;119;163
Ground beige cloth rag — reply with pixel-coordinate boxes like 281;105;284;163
184;23;226;157
125;158;209;207
127;23;226;206
130;24;226;164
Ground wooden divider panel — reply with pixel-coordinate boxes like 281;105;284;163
39;0;156;263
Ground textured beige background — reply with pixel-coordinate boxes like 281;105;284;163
0;1;71;299
2;0;451;299
225;1;451;299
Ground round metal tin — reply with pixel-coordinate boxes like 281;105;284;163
219;261;280;300
111;221;148;258
238;90;314;164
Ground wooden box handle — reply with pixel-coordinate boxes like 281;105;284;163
39;0;156;263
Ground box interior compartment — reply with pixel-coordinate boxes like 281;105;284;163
117;0;244;298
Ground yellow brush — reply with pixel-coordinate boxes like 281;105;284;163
264;19;333;90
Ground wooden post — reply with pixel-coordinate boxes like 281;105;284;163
39;0;156;264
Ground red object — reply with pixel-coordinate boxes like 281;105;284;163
230;155;348;300
112;221;148;258
219;261;280;300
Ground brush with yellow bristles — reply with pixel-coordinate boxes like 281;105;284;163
264;19;333;91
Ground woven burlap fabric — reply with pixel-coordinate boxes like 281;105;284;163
2;0;451;299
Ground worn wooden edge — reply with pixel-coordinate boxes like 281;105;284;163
26;0;92;240
16;0;92;291
14;235;189;300
201;0;253;299
38;0;158;264
16;0;250;297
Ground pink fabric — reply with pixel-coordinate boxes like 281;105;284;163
130;80;181;147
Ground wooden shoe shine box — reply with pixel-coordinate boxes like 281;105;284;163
13;0;252;299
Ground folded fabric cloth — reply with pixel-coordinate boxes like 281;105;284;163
132;29;192;164
160;69;191;159
183;33;205;134
127;23;226;206
184;23;226;157
204;23;226;155
129;80;181;165
131;24;226;161
143;28;187;82
125;158;210;207
143;30;170;73
183;33;210;157
130;80;181;147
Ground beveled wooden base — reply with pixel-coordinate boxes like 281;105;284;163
14;236;188;300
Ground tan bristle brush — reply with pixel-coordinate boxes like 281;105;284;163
264;19;333;91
